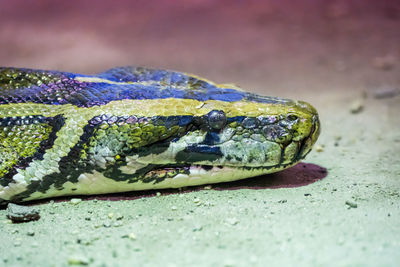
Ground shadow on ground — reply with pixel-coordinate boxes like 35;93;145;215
18;162;327;206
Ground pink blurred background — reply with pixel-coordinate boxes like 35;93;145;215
0;0;399;98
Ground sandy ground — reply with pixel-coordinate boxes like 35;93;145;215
0;0;400;266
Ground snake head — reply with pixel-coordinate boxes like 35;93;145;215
129;94;320;185
0;66;322;202
174;97;320;167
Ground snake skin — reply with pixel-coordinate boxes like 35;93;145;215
0;66;320;203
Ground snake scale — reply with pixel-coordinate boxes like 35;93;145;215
0;66;320;204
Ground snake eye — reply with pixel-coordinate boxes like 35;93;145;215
287;114;298;121
208;110;226;130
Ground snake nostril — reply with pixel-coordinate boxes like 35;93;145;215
311;115;321;139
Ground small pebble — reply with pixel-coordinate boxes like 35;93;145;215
315;145;324;152
334;141;340;147
349;99;364;114
67;256;89;265
113;221;123;227
70;198;82;205
334;136;342;147
193;226;203;232
345;201;358;208
128;233;136;240
171;206;178;211
6;203;40;223
156;192;161;197
203;185;212;190
373;87;400;99
225;218;239;225
27;230;35;236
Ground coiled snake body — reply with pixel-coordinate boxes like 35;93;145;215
0;66;320;203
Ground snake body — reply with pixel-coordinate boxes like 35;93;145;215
0;66;320;203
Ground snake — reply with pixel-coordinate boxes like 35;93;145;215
0;66;320;204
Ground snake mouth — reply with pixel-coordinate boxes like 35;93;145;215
132;113;320;179
139;115;320;187
139;162;298;187
115;110;320;189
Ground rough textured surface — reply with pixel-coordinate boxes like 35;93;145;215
0;0;399;266
6;203;40;223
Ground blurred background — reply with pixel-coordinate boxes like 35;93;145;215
1;0;399;101
1;2;400;266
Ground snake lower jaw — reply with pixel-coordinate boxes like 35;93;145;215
142;159;302;183
139;162;300;190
